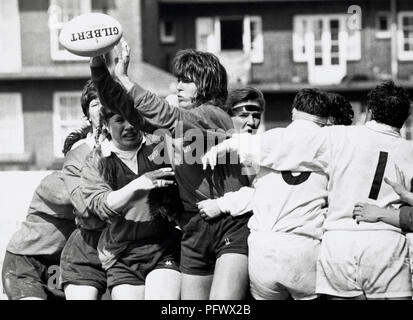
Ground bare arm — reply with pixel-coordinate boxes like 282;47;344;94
353;203;401;227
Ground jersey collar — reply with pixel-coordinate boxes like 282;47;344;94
365;120;401;138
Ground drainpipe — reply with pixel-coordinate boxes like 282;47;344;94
390;0;398;80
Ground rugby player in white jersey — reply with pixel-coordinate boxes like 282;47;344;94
203;81;413;300
199;90;353;300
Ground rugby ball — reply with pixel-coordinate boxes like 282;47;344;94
59;13;123;57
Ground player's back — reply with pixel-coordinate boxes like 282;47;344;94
248;119;328;239
325;121;413;232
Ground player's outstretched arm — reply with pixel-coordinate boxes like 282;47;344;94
197;186;254;220
353;202;413;232
90;53;148;131
106;168;175;212
201;135;242;170
197;199;223;220
353;203;400;227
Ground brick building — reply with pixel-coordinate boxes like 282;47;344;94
2;0;413;170
141;0;413;131
0;0;175;170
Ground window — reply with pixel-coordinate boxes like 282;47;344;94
221;18;244;50
160;20;176;44
53;92;84;157
376;12;391;39
0;0;21;72
48;0;91;61
398;12;413;61
247;16;264;63
0;94;24;154
195;15;264;63
293;15;361;63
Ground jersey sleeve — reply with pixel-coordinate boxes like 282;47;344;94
91;64;227;136
91;65;154;132
233;127;331;173
399;206;413;232
80;154;120;222
62;150;90;218
216;186;254;217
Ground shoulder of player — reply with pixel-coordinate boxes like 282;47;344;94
196;103;233;129
66;142;92;160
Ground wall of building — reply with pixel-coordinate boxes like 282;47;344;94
146;0;413;84
0;79;88;170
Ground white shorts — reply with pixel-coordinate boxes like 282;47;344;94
405;233;413;289
248;231;320;300
317;230;412;299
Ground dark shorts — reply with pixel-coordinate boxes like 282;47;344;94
60;228;107;294
2;251;65;300
107;227;181;290
180;212;252;276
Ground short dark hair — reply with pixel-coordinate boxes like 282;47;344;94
172;49;228;108
292;88;330;118
226;87;265;116
367;80;411;129
327;93;354;125
80;80;98;118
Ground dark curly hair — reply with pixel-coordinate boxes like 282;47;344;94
327;93;354;125
292;88;330;118
80;79;98;118
172;49;228;109
62;125;92;156
226;87;266;116
367;80;411;129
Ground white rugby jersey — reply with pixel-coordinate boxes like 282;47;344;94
218;120;327;239
233;120;413;232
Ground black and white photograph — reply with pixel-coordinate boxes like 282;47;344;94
1;0;413;307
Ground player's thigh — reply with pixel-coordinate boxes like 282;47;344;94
181;273;213;300
64;284;101;300
2;251;48;300
209;253;248;300
361;231;412;299
248;232;319;300
111;284;145;300
145;268;181;300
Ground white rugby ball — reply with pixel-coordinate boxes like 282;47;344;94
59;13;123;57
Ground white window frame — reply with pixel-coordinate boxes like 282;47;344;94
48;0;91;61
0;0;22;73
375;11;391;39
398;11;413;61
160;19;176;44
245;16;264;63
293;14;361;63
195;15;264;63
0;93;24;154
53;91;84;158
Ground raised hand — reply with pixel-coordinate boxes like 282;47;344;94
384;164;413;205
113;38;130;79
